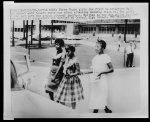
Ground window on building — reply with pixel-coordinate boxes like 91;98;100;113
83;28;84;33
90;27;92;33
18;28;20;32
21;28;23;32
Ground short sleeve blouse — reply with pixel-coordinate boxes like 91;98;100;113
91;54;111;73
63;56;80;74
52;52;66;66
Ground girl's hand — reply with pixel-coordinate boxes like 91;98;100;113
96;74;101;80
65;74;72;78
80;71;84;75
95;76;100;80
51;76;55;80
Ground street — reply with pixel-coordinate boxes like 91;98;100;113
11;34;140;69
10;34;141;114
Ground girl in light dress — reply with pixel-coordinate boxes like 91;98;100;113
82;40;114;113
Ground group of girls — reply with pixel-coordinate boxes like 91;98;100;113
45;38;114;113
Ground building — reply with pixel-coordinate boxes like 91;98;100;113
11;19;140;39
11;20;82;39
77;19;140;34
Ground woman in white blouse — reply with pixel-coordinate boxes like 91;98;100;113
82;40;114;113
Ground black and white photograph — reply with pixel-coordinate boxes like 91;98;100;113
3;2;148;119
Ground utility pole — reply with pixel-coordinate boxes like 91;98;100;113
31;20;33;45
51;20;53;44
124;19;128;43
134;22;137;38
23;20;26;39
39;20;41;48
12;20;15;46
26;20;28;49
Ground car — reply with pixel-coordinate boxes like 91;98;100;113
9;53;76;119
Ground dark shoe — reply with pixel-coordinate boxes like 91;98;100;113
45;90;48;93
104;106;112;113
93;109;99;113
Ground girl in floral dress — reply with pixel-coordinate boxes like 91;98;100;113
54;45;84;109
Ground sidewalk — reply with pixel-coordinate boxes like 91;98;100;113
64;38;140;55
11;37;140;69
12;34;140;55
18;64;141;113
11;38;142;114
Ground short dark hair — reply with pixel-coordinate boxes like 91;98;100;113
65;45;75;53
97;40;106;49
55;39;64;47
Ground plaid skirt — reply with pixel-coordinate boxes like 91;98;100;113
54;75;84;104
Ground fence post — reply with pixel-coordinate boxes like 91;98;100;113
24;54;31;72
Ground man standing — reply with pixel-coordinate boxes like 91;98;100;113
125;42;135;67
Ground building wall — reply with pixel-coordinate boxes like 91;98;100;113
78;24;140;34
65;23;74;35
11;19;140;39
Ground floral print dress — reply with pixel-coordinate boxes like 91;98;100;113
54;56;84;104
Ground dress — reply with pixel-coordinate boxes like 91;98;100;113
89;54;111;109
54;56;84;104
45;51;65;92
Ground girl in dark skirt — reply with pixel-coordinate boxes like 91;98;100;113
45;39;65;101
54;45;84;109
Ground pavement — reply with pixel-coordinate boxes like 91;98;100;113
14;63;141;114
64;35;140;55
9;34;144;115
12;33;140;55
11;90;78;118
